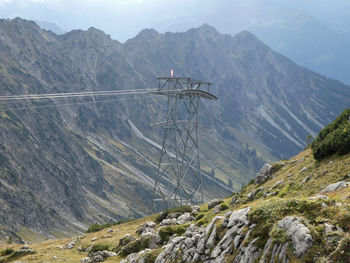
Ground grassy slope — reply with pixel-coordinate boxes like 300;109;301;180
0;149;349;262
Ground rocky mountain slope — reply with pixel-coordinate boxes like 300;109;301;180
0;17;349;241
1;109;349;262
157;0;350;85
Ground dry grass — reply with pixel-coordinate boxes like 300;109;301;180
1;150;349;262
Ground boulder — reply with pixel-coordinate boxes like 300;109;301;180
255;163;272;184
136;221;157;235
166;212;182;219
273;179;284;188
227;207;250;228
208;199;223;209
115;234;135;251
321;181;350;193
160;218;177;226
64;241;76;249
300;167;308;173
301;176;312;184
192;206;200;213
231;196;236;205
278;216;313;257
176;212;193;224
213;204;221;214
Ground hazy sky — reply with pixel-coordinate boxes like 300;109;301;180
0;0;349;41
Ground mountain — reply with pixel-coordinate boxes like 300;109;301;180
0;18;349;242
34;20;65;35
155;0;350;85
1;109;349;262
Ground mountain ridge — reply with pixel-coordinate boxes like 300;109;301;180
0;18;349;242
1;108;349;262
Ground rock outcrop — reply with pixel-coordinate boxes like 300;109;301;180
321;181;350;193
120;205;318;263
255;164;272;184
277;216;313;258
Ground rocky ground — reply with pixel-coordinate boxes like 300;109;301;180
0;148;349;263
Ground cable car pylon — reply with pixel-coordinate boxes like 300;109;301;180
152;73;217;211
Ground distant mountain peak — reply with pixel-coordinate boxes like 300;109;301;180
188;23;220;36
234;30;264;44
136;28;159;38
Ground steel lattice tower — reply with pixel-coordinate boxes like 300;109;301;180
152;77;217;211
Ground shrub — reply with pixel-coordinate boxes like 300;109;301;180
311;108;350;160
0;248;14;256
195;213;205;221
86;222;116;233
220;203;229;211
158;225;186;243
143;249;162;263
120;236;151;256
270;225;289;244
90;243;110;253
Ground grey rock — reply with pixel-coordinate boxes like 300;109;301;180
290;160;298;165
106;229;113;233
324;222;334;234
90;255;104;262
64;241;76;249
222;211;232;228
300;167;308;173
192;206;200;213
121;249;149;263
160;218;177;226
137;221;157;235
231;196;236;204
255;163;272;184
205;225;217;251
260;238;273;263
119;234;135;246
177;212;192;224
287;173;293;178
301;175;312;184
208;199;223;209
278;216;313;257
227;207;250;228
273;179;284;188
140;227;156;237
167;212;182;219
237;237;260;263
213;204;221;214
309;194;328;200
321;181;350;193
336;226;344;233
247;191;256;199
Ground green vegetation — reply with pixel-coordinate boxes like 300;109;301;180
248;198;327;248
143;249;162;263
120;236;152;256
158;225;186;243
329;235;350;263
220;203;229;211
311;108;350;160
90;243;110;253
86;222;117;233
0;248;14;256
86;219;132;233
